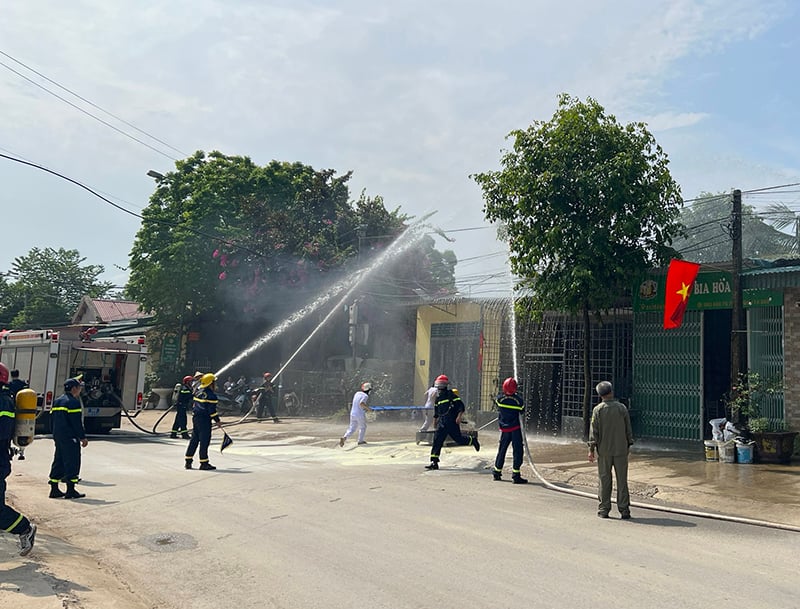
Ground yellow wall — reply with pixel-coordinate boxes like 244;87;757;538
414;303;481;400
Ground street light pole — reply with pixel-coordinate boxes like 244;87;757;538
147;170;164;181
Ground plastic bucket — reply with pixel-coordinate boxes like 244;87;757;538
735;441;754;464
704;440;718;461
718;440;736;463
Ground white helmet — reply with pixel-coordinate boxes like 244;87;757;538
361;382;372;392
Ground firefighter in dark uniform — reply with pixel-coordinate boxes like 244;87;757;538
254;372;279;422
8;369;28;398
425;374;480;470
185;373;223;470
0;363;37;555
170;375;193;439
48;377;88;499
492;377;528;484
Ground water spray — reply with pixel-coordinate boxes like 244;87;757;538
213;212;438;424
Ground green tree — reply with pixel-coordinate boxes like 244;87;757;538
673;192;793;262
3;247;113;328
127;151;454;366
473;94;683;438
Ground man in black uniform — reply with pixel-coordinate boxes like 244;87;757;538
0;363;37;555
492;377;528;484
254;372;279;423
185;373;224;470
8;369;28;398
425;374;480;470
170;375;193;439
48;377;88;499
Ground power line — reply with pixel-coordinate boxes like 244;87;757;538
0;57;180;161
0;49;189;158
0;152;268;259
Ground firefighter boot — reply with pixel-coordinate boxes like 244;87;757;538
512;473;528;485
49;482;65;499
492;470;502;481
425;461;439;470
199;462;217;471
185;459;193;469
181;433;190;440
170;432;178;439
64;482;86;499
473;437;481;452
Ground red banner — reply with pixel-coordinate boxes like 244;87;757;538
663;259;701;329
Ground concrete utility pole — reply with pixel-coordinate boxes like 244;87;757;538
730;188;747;395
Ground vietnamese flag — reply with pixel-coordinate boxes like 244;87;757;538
663;259;701;329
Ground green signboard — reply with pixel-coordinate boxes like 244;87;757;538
634;271;782;312
161;335;180;366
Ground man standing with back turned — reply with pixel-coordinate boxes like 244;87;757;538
588;381;633;519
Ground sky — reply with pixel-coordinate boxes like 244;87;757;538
2;0;799;298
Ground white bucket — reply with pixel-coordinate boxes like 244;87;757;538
703;440;718;461
718;440;736;463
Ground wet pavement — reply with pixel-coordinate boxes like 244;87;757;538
130;411;800;529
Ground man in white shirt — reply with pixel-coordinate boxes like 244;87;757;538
339;382;373;446
418;384;438;432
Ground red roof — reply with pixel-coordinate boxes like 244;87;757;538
90;299;150;322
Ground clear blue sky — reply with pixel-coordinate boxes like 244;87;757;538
1;0;798;297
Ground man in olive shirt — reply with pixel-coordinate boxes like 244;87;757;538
588;381;633;519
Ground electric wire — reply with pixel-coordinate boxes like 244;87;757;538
0;49;189;158
0;58;180;161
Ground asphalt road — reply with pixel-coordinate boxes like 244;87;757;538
2;417;797;609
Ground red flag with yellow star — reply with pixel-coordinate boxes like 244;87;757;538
663;259;701;329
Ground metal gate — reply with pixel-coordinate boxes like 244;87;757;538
747;305;784;421
429;322;480;412
633;310;702;440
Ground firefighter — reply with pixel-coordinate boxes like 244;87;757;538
8;369;28;399
185;373;223;471
492;377;528;484
191;371;203;393
0;363;37;555
425;375;480;470
254;372;279;423
48;378;88;499
170;375;194;439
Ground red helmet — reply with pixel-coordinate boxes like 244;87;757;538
182;375;194;385
0;362;8;385
263;372;272;379
434;374;449;389
502;377;518;396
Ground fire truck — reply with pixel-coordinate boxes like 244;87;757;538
0;327;148;434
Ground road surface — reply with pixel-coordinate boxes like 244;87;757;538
1;416;796;608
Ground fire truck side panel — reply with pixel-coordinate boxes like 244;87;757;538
1;330;148;435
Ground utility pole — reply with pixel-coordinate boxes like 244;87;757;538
730;188;746;400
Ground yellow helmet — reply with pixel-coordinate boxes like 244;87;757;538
199;373;216;388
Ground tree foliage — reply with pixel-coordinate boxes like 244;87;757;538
1;247;113;329
127;151;454;332
673;192;794;263
473;94;684;437
474;94;683;312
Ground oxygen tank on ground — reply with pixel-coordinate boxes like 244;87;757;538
13;387;37;451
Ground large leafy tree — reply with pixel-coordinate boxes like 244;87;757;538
127;151;454;367
473;94;684;437
1;247;113;329
673;192;793;263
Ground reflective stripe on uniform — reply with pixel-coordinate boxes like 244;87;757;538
3;514;24;533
